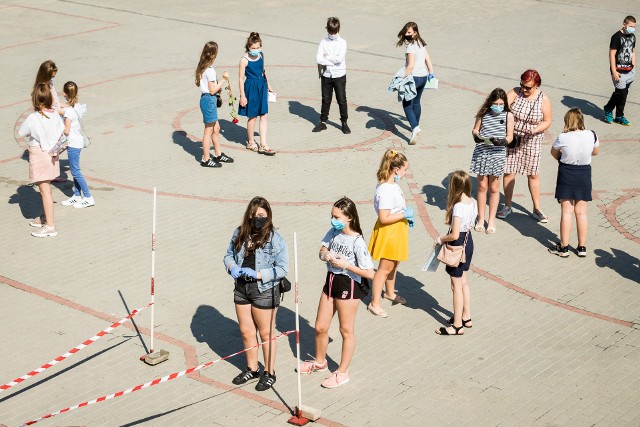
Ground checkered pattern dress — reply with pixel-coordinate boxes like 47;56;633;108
504;91;546;176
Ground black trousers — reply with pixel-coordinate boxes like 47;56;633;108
605;71;633;117
320;75;348;122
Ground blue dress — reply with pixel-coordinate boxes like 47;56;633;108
238;54;269;117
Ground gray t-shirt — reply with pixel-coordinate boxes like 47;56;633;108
321;229;374;283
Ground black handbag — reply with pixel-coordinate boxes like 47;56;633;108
353;236;371;296
216;95;222;108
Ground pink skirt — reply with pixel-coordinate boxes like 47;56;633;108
28;146;59;183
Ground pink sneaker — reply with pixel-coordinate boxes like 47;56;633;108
298;359;328;375
321;371;349;389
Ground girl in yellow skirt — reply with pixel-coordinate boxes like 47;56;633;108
367;149;414;317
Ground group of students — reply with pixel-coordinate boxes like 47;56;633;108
18;60;93;238
195;19;436;166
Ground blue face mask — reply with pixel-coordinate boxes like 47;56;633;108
331;218;346;231
394;174;400;183
490;104;504;114
626;27;636;35
249;49;261;56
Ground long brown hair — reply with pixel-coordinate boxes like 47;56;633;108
63;81;78;107
235;196;275;252
333;196;363;235
32;83;53;114
33;60;57;89
376;149;408;183
475;88;511;119
396;22;427;48
195;41;218;87
444;170;471;225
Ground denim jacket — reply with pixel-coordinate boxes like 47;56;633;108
223;228;289;293
388;67;417;101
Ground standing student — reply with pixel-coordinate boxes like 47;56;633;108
367;149;414;318
18;83;64;238
470;88;514;234
223;197;288;391
239;32;276;156
396;22;435;145
498;69;552;223
604;15;636;126
195;41;234;168
435;170;477;336
60;81;94;209
549;108;600;258
299;197;374;388
313;17;350;134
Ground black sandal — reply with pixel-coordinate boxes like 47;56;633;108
436;325;464;335
448;317;472;328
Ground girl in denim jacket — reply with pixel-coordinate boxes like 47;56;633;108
223;196;288;391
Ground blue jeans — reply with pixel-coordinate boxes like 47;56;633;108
67;147;91;198
402;75;427;130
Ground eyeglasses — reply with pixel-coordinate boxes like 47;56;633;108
520;82;535;90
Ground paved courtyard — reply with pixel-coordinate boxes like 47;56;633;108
1;0;639;425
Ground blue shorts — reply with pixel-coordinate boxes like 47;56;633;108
200;93;218;124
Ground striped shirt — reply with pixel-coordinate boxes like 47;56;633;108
479;110;507;138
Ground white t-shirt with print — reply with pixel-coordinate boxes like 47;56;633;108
321;229;374;283
374;182;406;214
199;66;217;94
405;42;428;77
552;130;599;166
452;200;478;233
63;104;87;149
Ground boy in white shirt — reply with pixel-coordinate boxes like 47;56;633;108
314;17;350;134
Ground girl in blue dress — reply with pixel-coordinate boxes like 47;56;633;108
238;32;276;156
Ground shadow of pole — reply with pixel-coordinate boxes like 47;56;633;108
118;290;149;354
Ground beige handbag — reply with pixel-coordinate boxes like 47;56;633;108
437;232;468;267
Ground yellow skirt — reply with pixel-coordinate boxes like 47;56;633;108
368;219;409;261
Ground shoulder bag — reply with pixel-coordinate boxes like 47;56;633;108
508;91;541;149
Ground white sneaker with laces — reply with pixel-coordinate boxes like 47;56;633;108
61;195;82;206
74;197;95;209
409;126;421;145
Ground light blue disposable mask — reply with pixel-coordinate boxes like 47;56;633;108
626;27;636;35
249;49;262;56
490;104;504;114
394;174;400;183
331;218;346;231
328;34;338;40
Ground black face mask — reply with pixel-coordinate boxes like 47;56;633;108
404;35;413;41
252;217;268;230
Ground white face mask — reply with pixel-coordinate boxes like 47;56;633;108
328;34;338;40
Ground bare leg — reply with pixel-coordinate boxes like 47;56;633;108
437;276;465;334
202;123;214;160
235;304;259;370
211;121;221;157
559;199;574;247
370;258;397;308
574;200;589;246
258;114;269;148
461;271;472;324
247;117;257;147
253;305;278;374
503;173;516;207
313;293;336;363
384;261;399;298
37;181;54;227
476;175;488;226
487;176;500;228
528;174;542;211
335;298;360;373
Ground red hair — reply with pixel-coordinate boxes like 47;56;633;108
521;69;541;86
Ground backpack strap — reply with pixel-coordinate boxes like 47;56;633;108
590;130;597;144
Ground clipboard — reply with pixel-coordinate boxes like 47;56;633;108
421;244;442;272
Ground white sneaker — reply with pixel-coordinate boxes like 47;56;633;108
409;126;421;145
31;225;58;238
61;195;82;206
74;197;95;209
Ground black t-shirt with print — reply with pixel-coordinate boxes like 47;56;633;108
610;31;636;71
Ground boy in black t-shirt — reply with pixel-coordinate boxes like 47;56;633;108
604;15;636;126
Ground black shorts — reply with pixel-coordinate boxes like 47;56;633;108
234;280;280;309
322;272;362;300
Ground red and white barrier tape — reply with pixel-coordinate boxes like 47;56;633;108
19;330;295;426
1;302;153;393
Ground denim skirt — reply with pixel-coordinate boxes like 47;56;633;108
200;93;218;124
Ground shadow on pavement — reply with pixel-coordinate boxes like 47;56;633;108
395;271;452;326
355;105;410;142
560;95;604;122
595;247;640;284
190;304;245;371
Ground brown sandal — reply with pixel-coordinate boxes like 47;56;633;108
258;145;276;156
246;142;259;152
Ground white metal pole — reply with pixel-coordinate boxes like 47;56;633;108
294;232;303;412
150;187;157;352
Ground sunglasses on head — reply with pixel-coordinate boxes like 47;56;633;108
520;82;535;90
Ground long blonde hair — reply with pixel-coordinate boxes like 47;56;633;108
195;41;218;87
444;170;471;225
376;149;408;183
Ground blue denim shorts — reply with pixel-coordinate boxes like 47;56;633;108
200;93;218;124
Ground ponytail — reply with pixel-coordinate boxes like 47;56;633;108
376;149;408;182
